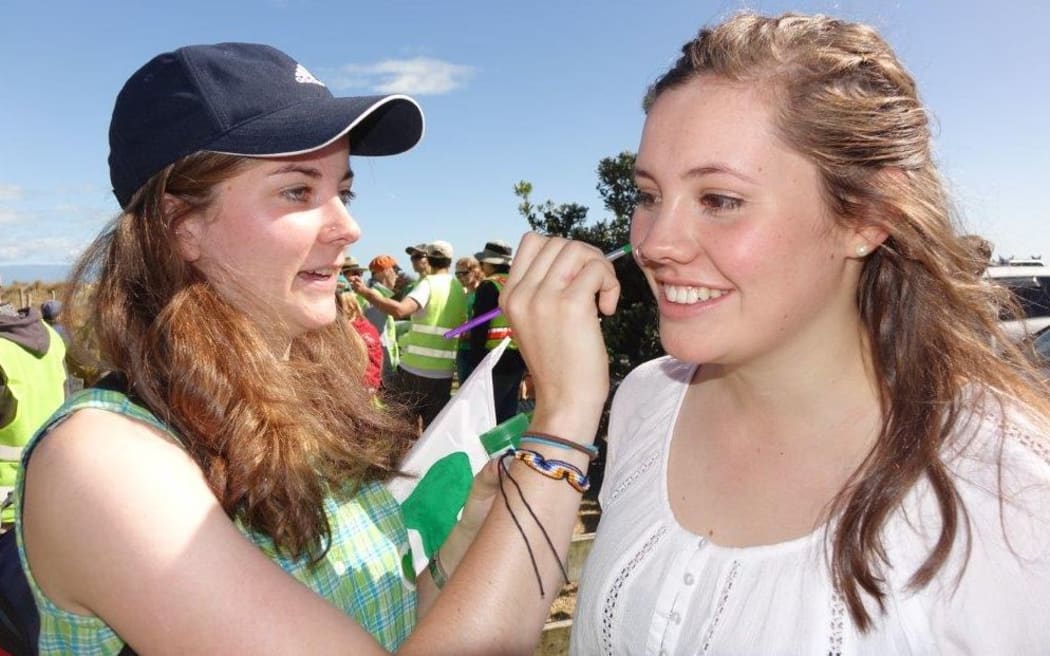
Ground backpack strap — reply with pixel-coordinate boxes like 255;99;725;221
0;526;35;656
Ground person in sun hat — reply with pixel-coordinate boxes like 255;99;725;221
403;242;431;287
340;254;366;278
467;240;526;422
12;41;606;654
353;240;466;430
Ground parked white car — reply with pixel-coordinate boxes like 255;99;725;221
986;261;1050;340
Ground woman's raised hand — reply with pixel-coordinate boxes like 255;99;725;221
501;233;621;441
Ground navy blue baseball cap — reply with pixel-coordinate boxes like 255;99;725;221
108;42;425;208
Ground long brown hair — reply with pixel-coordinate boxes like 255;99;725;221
646;12;1050;630
64;151;415;559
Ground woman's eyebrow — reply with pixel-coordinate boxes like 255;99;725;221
266;165;354;182
268;164;322;178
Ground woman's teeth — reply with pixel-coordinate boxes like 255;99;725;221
662;283;726;304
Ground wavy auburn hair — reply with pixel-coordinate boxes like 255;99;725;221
646;12;1050;630
64;152;415;559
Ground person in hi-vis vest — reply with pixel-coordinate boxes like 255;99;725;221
352;241;466;429
0;302;67;525
467;240;527;423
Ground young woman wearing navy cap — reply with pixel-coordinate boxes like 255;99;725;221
14;43;613;655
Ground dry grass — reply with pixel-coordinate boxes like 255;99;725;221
0;281;66;309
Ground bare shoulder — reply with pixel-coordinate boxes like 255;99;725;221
22;407;215;612
21;408;386;654
27;407;195;479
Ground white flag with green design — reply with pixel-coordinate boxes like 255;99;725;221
387;338;521;579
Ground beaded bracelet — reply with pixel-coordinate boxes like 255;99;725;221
513;448;591;493
519;432;599;461
427;549;448;589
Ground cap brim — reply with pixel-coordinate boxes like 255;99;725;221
208;94;424;158
476;253;512;265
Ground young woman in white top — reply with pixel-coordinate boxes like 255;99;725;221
510;11;1050;655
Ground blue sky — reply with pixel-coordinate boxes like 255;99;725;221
2;0;1048;273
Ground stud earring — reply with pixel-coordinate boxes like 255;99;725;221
855;245;868;257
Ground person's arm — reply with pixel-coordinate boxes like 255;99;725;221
352;277;420;319
406;234;620;653
22;410;393;656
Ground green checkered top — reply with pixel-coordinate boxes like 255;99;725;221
15;387;416;654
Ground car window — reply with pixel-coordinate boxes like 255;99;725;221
1035;331;1050;360
994;276;1050;320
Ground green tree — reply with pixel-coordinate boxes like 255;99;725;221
513;151;662;384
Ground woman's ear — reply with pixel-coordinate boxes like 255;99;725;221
847;168;900;258
850;224;889;259
166;194;203;263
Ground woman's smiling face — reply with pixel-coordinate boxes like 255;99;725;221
631;77;864;368
178;140;360;343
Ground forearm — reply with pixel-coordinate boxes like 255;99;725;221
404;412;597;655
414;515;472;619
361;290;415;320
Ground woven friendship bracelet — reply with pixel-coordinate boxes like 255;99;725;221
513;449;591;493
519;431;599;461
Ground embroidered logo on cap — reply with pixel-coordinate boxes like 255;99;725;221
294;63;325;87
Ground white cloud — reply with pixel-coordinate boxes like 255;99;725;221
0;184;23;202
0;207;30;224
0;235;87;263
327;57;474;96
0;191;113;263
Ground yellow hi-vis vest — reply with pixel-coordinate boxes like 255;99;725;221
0;324;66;514
483;275;518;351
399;274;467;377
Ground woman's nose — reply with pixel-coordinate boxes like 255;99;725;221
632;198;700;264
326;197;361;245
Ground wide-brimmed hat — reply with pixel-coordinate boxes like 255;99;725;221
475;240;513;265
108;42;425;208
341;255;365;275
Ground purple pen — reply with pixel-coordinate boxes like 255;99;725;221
443;244;632;339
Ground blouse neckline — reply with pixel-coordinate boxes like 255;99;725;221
655;359;830;558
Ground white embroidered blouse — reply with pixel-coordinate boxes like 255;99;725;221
570;357;1050;655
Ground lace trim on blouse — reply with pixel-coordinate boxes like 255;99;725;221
600;525;668;656
828;591;846;656
608;449;660;504
700;558;742;654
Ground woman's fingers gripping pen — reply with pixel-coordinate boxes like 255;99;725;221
442;243;632;339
